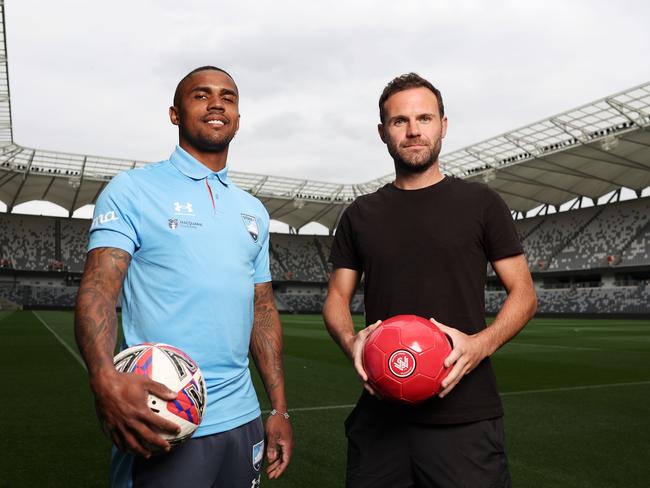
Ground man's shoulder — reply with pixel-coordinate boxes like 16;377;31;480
231;184;269;220
107;160;172;189
444;176;503;202
347;184;392;210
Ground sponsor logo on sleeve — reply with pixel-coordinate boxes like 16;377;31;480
92;210;119;228
241;214;259;242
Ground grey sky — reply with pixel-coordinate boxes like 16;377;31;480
6;0;650;185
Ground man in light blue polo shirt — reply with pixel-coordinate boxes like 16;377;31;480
75;66;293;487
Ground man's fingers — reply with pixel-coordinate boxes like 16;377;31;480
354;355;368;381
363;382;377;396
367;320;382;331
267;441;291;479
430;317;451;333
130;419;172;452
145;379;178;401
140;408;181;436
121;426;152;458
441;357;466;390
354;322;382;381
443;348;461;368
267;443;278;463
266;458;282;477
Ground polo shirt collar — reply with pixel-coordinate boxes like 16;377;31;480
170;145;231;187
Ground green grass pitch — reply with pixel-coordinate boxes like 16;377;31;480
1;311;649;487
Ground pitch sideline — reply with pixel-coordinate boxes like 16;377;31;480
32;310;87;371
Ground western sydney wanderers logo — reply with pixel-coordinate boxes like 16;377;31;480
241;214;259;242
389;350;416;378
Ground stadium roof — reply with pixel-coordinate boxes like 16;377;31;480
1;3;649;231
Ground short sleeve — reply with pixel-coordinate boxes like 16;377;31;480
253;210;272;283
88;172;140;255
483;189;524;262
329;206;362;271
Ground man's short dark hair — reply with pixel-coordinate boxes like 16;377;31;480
173;66;236;107
379;73;444;123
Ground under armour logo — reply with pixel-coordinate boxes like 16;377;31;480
174;202;193;213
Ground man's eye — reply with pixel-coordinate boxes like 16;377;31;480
420;116;432;123
394;119;406;126
195;94;207;100
223;97;235;103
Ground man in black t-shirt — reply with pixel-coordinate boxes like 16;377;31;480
323;73;537;488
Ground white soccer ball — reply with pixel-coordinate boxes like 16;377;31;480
113;343;207;446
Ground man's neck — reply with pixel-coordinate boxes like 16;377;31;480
393;162;444;190
180;144;229;173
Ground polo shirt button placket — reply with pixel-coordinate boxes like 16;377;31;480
204;177;217;216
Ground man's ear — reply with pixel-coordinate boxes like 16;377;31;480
169;106;180;126
378;123;387;144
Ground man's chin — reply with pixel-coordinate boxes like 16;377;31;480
395;158;435;174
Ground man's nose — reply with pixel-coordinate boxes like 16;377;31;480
406;120;421;137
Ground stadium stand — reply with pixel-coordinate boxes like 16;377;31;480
0;214;55;271
0;0;648;317
549;198;650;270
60;218;90;273
486;284;649;315
1;198;650;313
270;234;329;282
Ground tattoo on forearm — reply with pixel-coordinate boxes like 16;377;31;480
74;248;131;376
250;283;284;394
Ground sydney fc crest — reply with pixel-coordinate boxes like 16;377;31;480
241;214;259;242
252;439;264;471
168;218;179;230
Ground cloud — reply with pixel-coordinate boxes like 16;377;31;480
5;0;650;185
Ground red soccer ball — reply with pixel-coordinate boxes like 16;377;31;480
363;315;453;404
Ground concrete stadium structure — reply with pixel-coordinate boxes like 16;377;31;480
0;1;649;315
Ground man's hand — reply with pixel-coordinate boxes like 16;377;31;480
430;318;490;398
265;412;293;479
351;320;382;395
91;370;180;458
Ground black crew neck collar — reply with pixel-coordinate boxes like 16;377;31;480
387;175;450;193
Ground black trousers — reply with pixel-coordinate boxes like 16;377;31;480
345;407;511;488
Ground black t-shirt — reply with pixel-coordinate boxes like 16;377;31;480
329;176;524;424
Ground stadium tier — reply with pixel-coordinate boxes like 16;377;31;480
1;196;649;313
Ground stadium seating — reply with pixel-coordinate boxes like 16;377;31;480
549;198;650;270
269;234;329;282
486;285;650;314
2;196;650;314
523;206;600;271
0;214;56;271
60;219;90;273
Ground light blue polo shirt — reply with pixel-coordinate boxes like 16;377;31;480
88;146;271;437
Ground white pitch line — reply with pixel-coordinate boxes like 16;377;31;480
32;311;87;371
507;342;603;351
501;380;650;397
268;380;650;414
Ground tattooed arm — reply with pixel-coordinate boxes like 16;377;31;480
74;247;179;457
250;282;293;479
